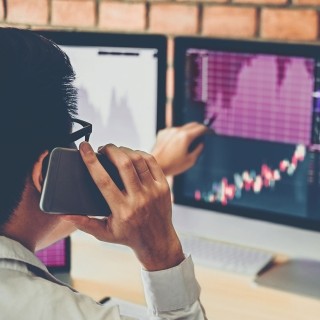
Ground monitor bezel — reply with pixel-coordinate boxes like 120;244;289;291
173;36;320;232
35;30;167;134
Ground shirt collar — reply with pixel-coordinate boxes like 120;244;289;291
0;235;49;273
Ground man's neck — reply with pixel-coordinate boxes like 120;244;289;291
1;183;58;252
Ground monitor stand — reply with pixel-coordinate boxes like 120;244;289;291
255;259;320;300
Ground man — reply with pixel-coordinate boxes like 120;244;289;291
0;28;207;319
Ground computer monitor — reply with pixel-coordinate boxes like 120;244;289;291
34;30;167;271
37;30;167;152
173;37;320;261
36;237;70;273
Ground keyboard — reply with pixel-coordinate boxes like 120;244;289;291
179;233;274;277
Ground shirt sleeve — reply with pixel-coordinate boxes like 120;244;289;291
141;255;208;320
0;257;207;320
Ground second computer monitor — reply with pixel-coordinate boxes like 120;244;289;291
173;37;320;232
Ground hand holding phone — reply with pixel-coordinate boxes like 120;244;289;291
62;143;185;271
40;147;124;216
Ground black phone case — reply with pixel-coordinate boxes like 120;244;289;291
40;148;124;216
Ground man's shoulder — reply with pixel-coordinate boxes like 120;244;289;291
0;266;120;320
0;266;69;298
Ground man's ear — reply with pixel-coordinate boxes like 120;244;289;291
32;151;49;193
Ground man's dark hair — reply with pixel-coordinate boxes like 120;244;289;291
0;28;77;227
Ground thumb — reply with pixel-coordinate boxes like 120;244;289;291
189;143;204;162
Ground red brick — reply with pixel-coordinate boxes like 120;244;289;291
99;1;146;31
0;1;4;20
7;0;48;25
202;6;257;38
149;4;198;35
261;9;318;41
294;0;320;4
52;0;95;27
234;0;286;4
177;0;227;2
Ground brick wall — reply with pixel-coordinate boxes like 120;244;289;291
1;0;320;122
1;0;319;40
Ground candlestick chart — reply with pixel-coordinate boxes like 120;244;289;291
183;49;318;213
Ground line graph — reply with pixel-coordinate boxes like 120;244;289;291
62;45;158;152
77;86;141;150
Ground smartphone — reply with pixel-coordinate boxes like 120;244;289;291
40;148;124;216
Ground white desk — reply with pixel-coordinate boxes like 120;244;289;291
71;233;320;320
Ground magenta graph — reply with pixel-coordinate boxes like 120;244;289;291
190;50;315;145
36;239;66;267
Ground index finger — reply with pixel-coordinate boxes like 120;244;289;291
184;124;209;140
99;144;143;195
182;122;201;129
79;142;123;211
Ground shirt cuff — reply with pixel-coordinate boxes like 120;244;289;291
140;255;201;314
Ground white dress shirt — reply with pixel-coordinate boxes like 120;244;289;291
0;236;207;320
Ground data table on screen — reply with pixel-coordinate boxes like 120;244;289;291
187;50;314;145
36;239;66;267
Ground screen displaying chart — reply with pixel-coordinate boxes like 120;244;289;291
61;45;158;152
189;51;314;145
36;238;67;267
175;44;320;224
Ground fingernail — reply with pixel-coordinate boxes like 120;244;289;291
80;141;92;154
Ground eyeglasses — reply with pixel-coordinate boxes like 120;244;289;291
66;118;92;146
41;118;92;178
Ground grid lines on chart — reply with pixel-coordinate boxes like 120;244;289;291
191;50;315;145
36;239;66;267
